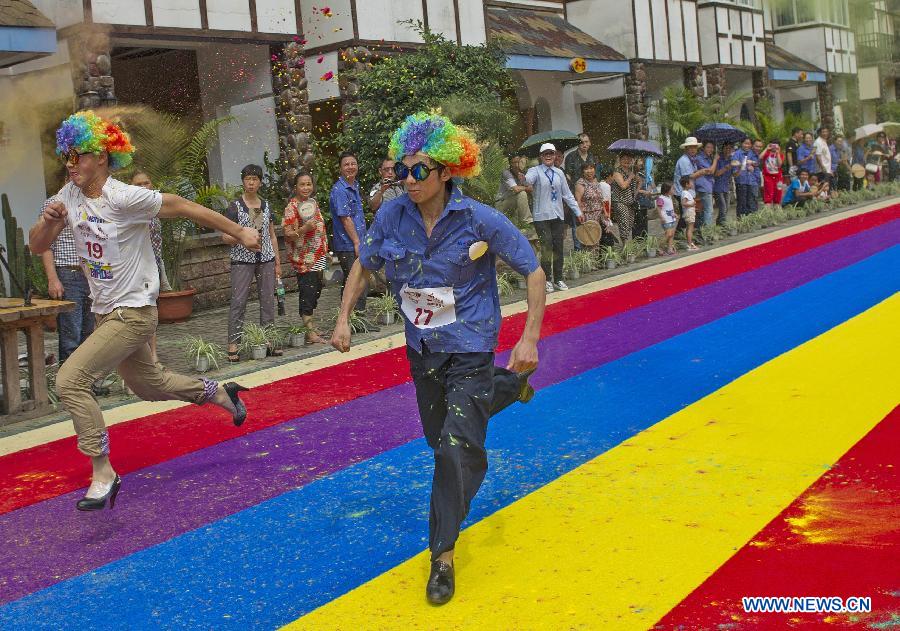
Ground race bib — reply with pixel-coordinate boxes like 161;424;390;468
74;218;120;281
400;284;456;329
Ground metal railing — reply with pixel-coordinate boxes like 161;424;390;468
857;32;900;64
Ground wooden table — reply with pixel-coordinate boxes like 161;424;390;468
0;297;74;425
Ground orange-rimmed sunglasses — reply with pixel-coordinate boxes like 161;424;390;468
60;149;92;165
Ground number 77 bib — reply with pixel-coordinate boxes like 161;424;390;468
399;284;456;329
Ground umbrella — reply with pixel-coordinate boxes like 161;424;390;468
607;139;662;157
877;121;900;136
694;123;747;144
519;130;581;158
855;123;882;141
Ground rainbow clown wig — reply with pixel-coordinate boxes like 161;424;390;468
55;110;135;171
388;112;481;179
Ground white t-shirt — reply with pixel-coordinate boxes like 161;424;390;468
656;195;676;223
598;180;612;202
680;189;695;208
813;137;831;173
57;177;163;314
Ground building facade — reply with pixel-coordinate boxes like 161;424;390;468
853;0;899;124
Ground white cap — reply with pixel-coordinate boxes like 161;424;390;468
539;142;557;154
680;136;702;148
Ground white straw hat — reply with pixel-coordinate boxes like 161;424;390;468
680;136;702;148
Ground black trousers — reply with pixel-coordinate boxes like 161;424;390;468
533;218;566;283
406;344;522;560
297;270;323;317
336;250;366;313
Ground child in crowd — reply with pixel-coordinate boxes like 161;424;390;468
759;140;785;206
282;170;329;345
679;175;699;250
809;174;831;201
781;169;814;207
224;164;282;361
656;181;677;255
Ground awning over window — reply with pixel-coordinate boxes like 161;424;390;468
0;0;56;68
486;6;629;75
766;44;826;83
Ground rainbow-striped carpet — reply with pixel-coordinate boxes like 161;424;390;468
0;202;898;630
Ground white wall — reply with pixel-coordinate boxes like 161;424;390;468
92;0;146;25
306;51;340;103
152;0;203;29
518;71;583;133
196;44;279;186
356;0;425;42
206;0;252;31
0;61;74;258
698;5;718;65
426;0;458;42
775;27;827;72
300;0;353;47
256;0;299;34
29;0;84;28
457;0;486;45
568;0;636;59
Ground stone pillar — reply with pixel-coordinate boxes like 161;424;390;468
337;47;374;120
270;42;313;191
68;26;116;110
817;74;835;130
752;69;770;106
705;65;727;100
625;61;649;140
683;65;705;98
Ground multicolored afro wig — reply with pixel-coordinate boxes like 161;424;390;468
388;112;481;179
55;110;135;171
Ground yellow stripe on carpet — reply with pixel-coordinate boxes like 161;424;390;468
288;293;900;631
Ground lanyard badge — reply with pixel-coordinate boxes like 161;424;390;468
545;168;558;202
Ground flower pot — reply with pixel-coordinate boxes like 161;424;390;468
647;249;657;258
250;344;267;360
195;356;210;373
626;255;636;265
516;277;527;290
157;288;197;324
605;260;617;270
378;311;396;326
566;269;580;280
290;333;305;347
728;228;738;237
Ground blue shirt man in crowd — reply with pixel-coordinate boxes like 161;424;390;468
732;138;759;216
329;151;375;324
797;132;816;174
712;143;735;225
673;136;704;199
331;113;544;607
694;141;718;227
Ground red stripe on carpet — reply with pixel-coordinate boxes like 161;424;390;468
0;207;896;515
654;406;900;630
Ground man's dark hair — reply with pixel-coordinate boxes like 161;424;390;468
791;127;803;135
768;138;779;145
679;175;691;187
241;164;263;180
578;132;590;140
816;127;825;136
338;151;357;164
799;169;810;176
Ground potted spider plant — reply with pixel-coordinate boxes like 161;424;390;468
724;219;739;237
328;308;377;335
599;245;620;270
183;336;224;373
370;292;400;326
496;272;515;296
563;255;581;280
644;235;660;258
241;323;270;360
286;324;308;348
621;239;641;264
516;275;527;290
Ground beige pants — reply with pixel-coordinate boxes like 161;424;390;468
56;305;212;457
496;191;538;241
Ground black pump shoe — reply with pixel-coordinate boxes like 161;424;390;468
76;475;121;511
426;560;455;605
224;382;249;427
517;366;537;404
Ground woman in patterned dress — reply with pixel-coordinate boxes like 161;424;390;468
573;162;610;248
611;154;643;243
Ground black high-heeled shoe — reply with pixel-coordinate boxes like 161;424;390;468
224;382;250;427
76;475;122;512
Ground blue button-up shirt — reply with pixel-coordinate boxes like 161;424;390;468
797;143;816;173
329;176;366;252
732;149;759;186
359;187;539;354
524;165;581;222
829;144;839;174
694;152;715;193
713;154;734;193
673;153;696;196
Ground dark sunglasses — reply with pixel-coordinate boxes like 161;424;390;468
60;149;91;165
394;161;441;182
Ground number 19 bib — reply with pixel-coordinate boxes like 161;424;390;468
399;284;456;329
74;219;121;281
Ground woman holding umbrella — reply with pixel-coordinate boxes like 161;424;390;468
608;140;661;243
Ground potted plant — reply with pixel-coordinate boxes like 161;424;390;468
183;336;224;373
698;224;716;245
328;308;377;335
496;271;515;296
563;255;581;280
516;275;527;290
621;239;642;264
370;292;400;326
242;323;270;360
644;235;660;258
711;224;726;242
599;245;621;270
287;324;308;347
724;219;739;237
268;325;286;356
